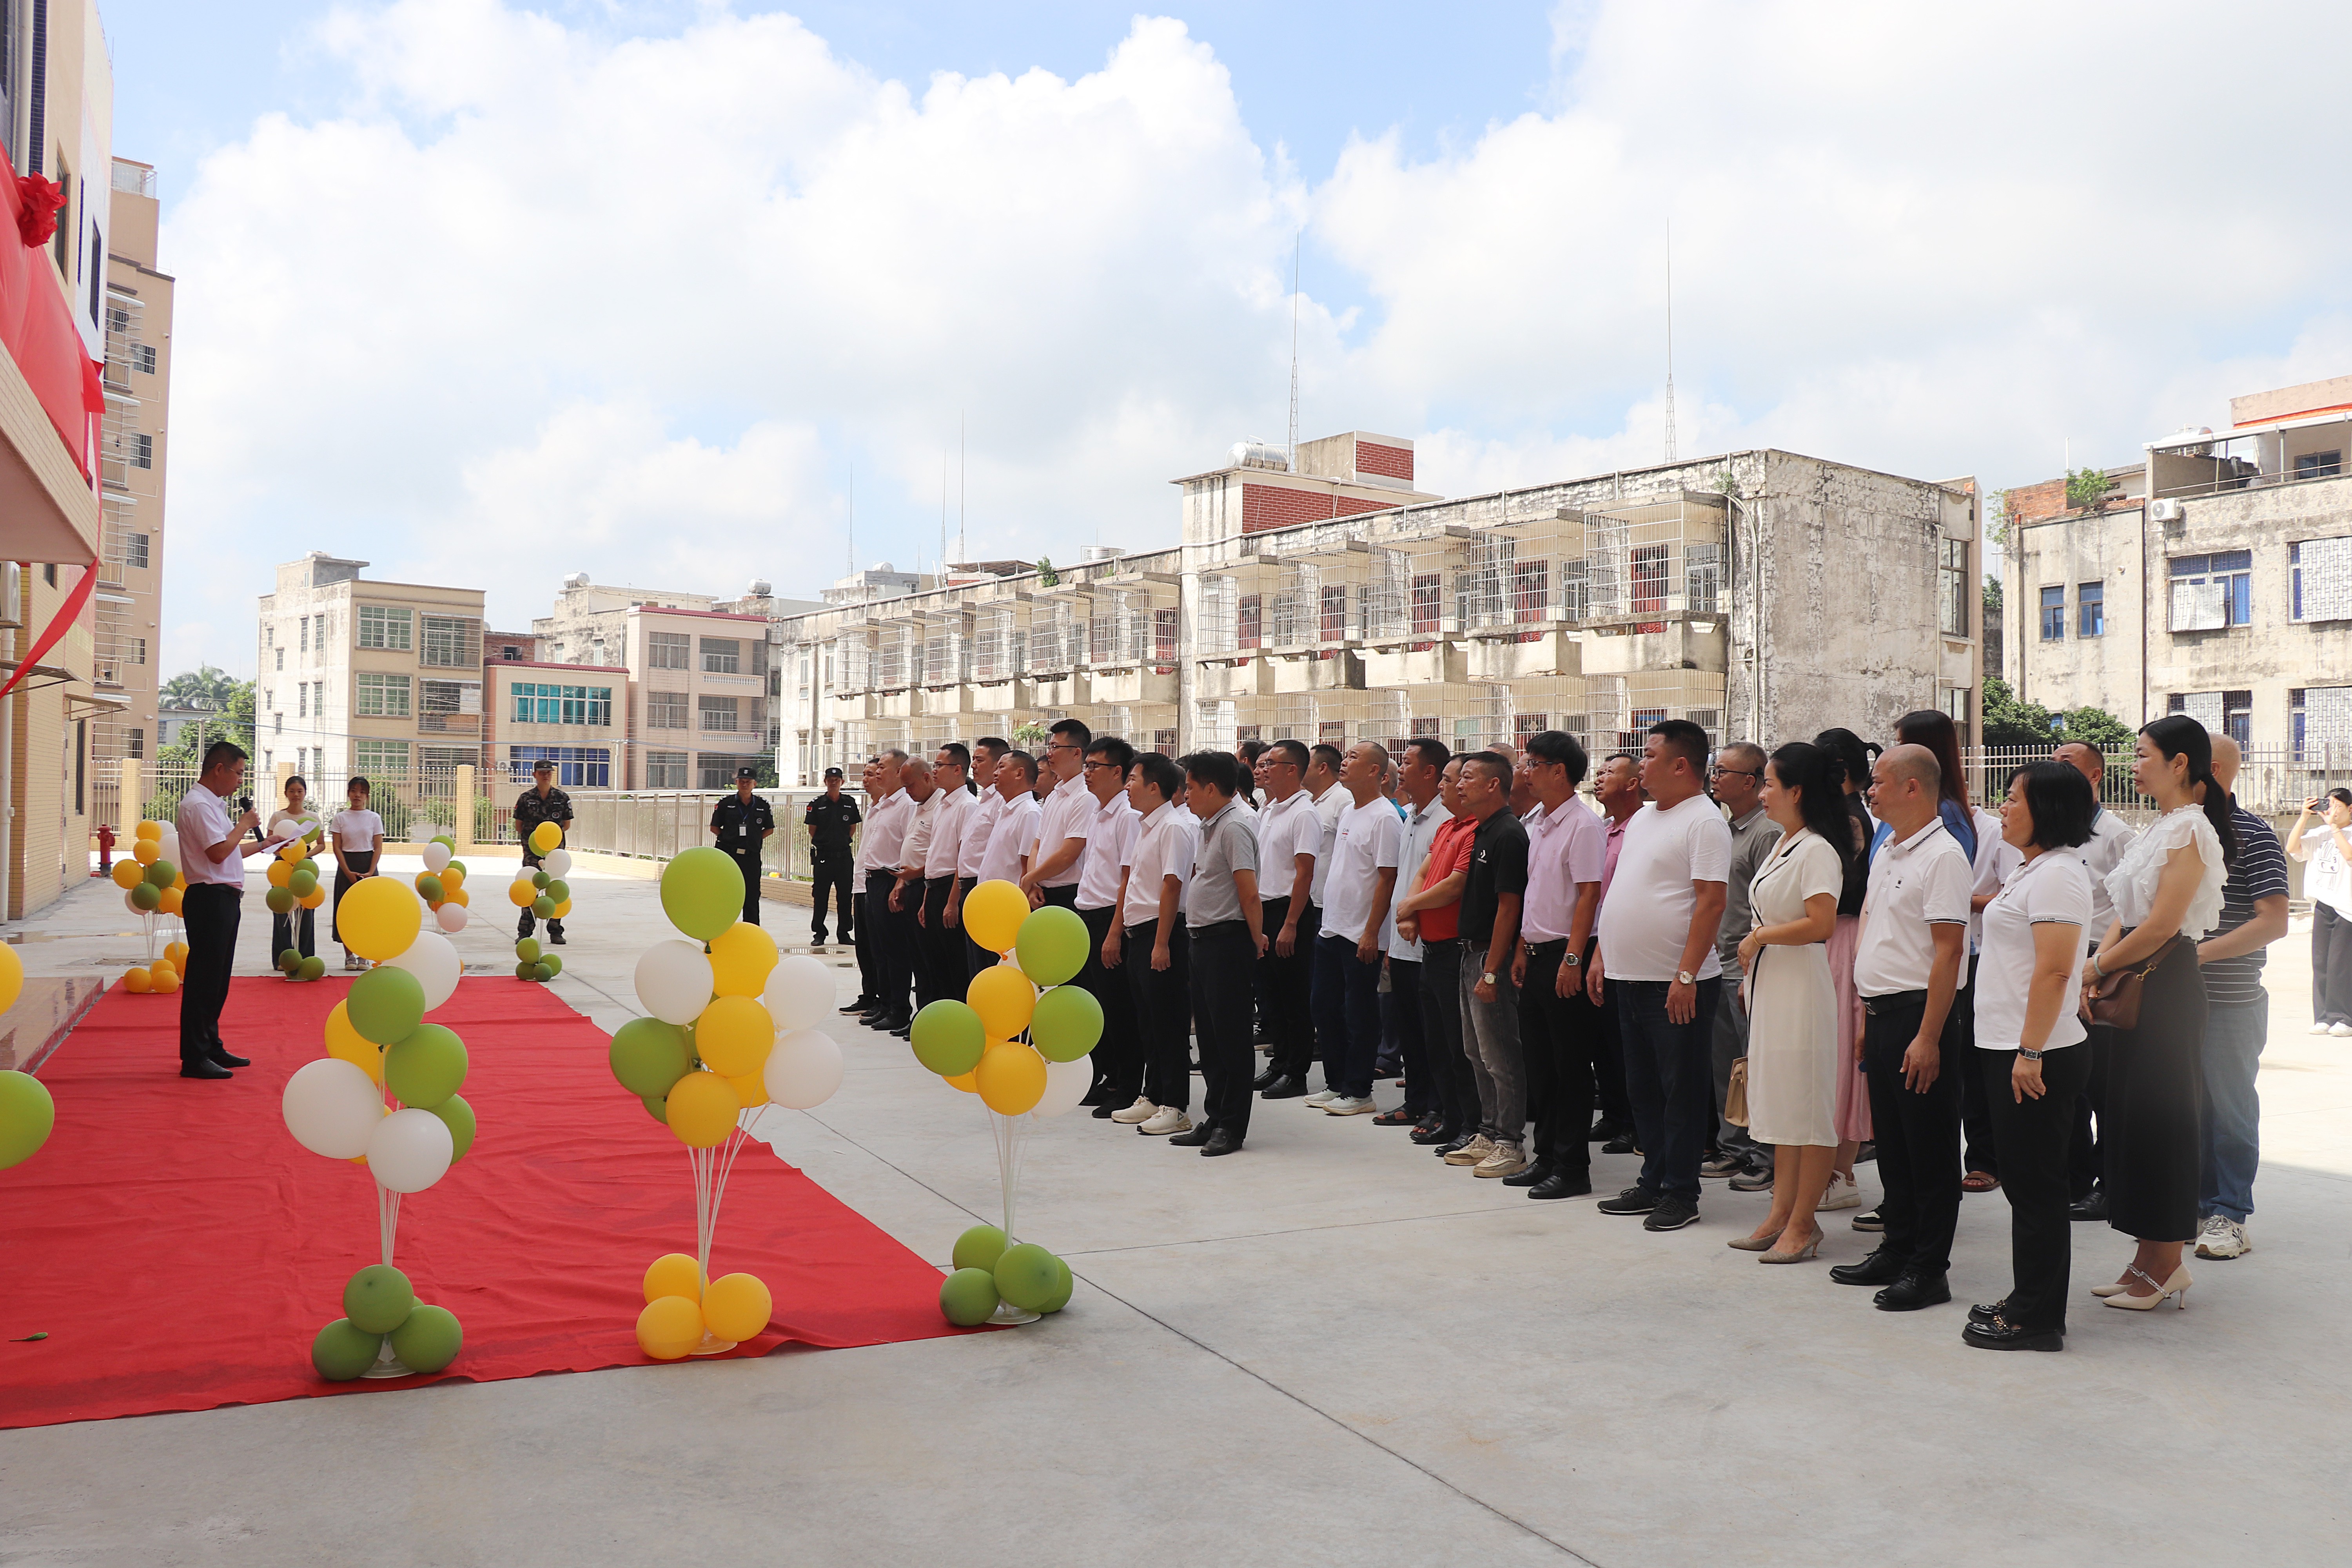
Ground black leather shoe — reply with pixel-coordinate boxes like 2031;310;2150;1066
1967;1298;2012;1327
1874;1271;1952;1312
180;1057;234;1079
840;997;874;1014
1434;1132;1475;1158
1962;1318;2063;1352
1501;1162;1553;1189
1829;1247;1907;1287
1258;1075;1307;1100
1168;1123;1216;1147
1529;1172;1593;1200
208;1049;252;1069
2068;1191;2108;1222
877;1015;912;1034
1595;1186;1660;1216
1091;1103;1116;1118
1601;1132;1638;1156
1200;1128;1244;1156
1408;1120;1452;1144
1588;1118;1625;1143
1250;1067;1282;1091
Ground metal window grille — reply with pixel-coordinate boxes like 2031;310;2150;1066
420;614;479;668
357;606;412;651
647;632;692;670
701;637;741;674
700;695;741;731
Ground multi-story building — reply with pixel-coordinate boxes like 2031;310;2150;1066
2004;374;2352;760
481;658;625;787
256;554;486;794
769;434;1981;781
90;157;171;771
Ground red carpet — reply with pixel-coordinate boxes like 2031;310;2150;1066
0;977;969;1430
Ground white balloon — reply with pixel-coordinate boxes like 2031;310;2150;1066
283;1058;385;1159
763;1027;844;1109
762;955;836;1033
368;1107;454;1193
543;848;572;879
435;901;470;934
1033;1056;1093;1119
383;930;461;1011
123;889;144;915
635;940;715;1026
421;842;452;873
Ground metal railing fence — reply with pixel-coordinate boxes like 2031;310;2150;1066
1963;744;2350;822
559;789;872;882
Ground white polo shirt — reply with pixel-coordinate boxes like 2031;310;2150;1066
1973;849;2092;1054
1319;793;1405;946
924;786;974;879
1255;791;1319;906
897;789;939;873
1595;794;1734;982
1076;792;1140;911
1029;773;1093;890
1853;818;1975;997
1122;800;1199;929
1306;784;1345;906
1967;805;2020;953
1382;794;1452;961
176;784;246;887
978;790;1042;886
957;786;1002;880
857;788;911;875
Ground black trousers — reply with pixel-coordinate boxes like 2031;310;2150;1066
178;884;242;1064
1189;923;1257;1136
271;907;315;961
2315;903;2352;1026
922;876;965;1006
1862;990;1965;1276
1041;884;1079;911
1520;940;1595;1175
1984;1042;2093;1333
1077;904;1140;1100
1418;938;1477;1134
810;854;855;942
873;870;919;1020
851;889;877;1001
2066;1023;2113;1201
724;846;763;925
1260;896;1320;1080
1387;956;1434;1119
1122;920;1193;1110
1955;955;1996;1176
1590;969;1632;1130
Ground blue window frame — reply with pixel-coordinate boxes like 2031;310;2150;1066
507;746;609;787
2040;585;2065;641
510;682;613;726
2169;551;2253;628
2078;581;2104;637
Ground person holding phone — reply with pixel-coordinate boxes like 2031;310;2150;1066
2288;789;2352;1036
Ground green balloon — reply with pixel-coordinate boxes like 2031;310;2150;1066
1037;1252;1074;1314
0;1070;56;1171
541;954;563;977
344;1264;416;1335
532;962;554;983
514;937;541;963
265;885;296;914
910;1000;986;1077
427;1093;476;1161
994;1243;1061;1313
310;1318;384;1381
610;1017;693;1097
1014;905;1090;987
939;1267;1001;1327
1029;983;1104;1062
386;1024;468;1109
348;965;426;1045
289;868;319;898
278;948;303;974
514;962;536;980
298;858;321;879
130;881;162;911
951;1223;1008;1274
640;1093;669;1123
388;1303;463;1374
445;860;467;879
531;869;551;890
145;859;177;887
532;895;556;918
658;846;744;942
298;955;328;982
544;879;571;904
414;875;444;904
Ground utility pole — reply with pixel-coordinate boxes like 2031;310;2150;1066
845;466;855;578
1662;221;1677;465
1287;231;1301;470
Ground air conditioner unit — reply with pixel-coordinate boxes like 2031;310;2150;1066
0;563;18;628
2150;498;2186;524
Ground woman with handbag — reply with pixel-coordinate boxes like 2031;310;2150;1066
2085;716;2233;1311
1964;761;2097;1350
1730;742;1853;1262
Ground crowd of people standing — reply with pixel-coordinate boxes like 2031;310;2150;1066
827;706;2298;1354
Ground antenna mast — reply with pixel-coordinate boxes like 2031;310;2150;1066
958;412;966;564
846;466;855;577
1287;231;1301;469
1662;221;1678;465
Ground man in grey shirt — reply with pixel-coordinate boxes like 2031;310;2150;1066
1706;742;1782;1184
1175;750;1266;1158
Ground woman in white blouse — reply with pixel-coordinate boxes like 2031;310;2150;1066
265;777;322;962
329;777;389;971
2286;789;2352;1036
2083;716;2234;1312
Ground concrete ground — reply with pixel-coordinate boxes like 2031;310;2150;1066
2;860;2347;1566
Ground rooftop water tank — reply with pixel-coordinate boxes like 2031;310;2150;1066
1229;439;1290;472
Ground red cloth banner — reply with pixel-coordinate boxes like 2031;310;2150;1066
0;165;102;484
0;563;95;702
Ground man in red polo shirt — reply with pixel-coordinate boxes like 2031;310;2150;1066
1394;754;1482;1156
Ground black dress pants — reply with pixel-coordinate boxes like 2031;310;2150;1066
865;870;912;1018
1259;896;1319;1080
1862;991;1965;1276
851;888;877;1001
921;876;964;1006
1589;968;1632;1129
1984;1042;2093;1333
2066;1022;2113;1201
1387;957;1434;1119
1076;904;1139;1100
1189;923;1257;1136
1955;955;1998;1176
726;846;763;926
1122;919;1192;1111
810;855;855;942
1418;938;1476;1134
1519;939;1595;1176
178;884;242;1065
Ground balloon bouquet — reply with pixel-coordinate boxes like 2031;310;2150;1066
509;823;572;982
109;818;191;995
0;946;52;1174
606;848;845;1359
412;835;473;936
278;877;477;1381
906;878;1102;1327
263;818;330;982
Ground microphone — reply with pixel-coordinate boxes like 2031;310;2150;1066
238;795;261;840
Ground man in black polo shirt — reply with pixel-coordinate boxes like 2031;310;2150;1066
804;766;860;949
710;768;776;926
1450;750;1531;1178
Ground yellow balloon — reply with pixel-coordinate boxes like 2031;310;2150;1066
148;964;181;994
708;922;779;998
450;888;470;907
666;1071;740;1148
278;839;304;862
123;967;153;994
702;1272;773;1342
158;887;183;916
165;940;189;964
976;1040;1047;1116
962;878;1028;955
508;880;535;907
299;887;326;910
266;859;292;888
110;859;142;889
0;943;21;1014
135;819;163;842
642;1252;706;1304
326;1000;384;1084
694;995;775;1077
132;839;160;866
635;1295;704;1360
552;900;572;918
967;963;1037;1041
337;877;421;960
530;821;562;855
944;1069;978;1093
726;1070;769;1109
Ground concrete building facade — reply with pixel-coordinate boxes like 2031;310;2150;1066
92;157;171;771
481;659;626;788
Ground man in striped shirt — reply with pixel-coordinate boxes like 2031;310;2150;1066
2193;736;2290;1261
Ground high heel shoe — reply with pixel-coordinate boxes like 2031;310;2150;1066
1760;1233;1822;1265
2101;1263;2191;1310
1726;1232;1779;1251
2090;1278;2135;1298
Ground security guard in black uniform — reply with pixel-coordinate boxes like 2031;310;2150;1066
514;759;574;944
709;767;776;926
803;766;860;949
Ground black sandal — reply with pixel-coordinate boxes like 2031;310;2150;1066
1372;1107;1418;1127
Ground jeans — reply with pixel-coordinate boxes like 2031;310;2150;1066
1519;940;1595;1174
2200;995;2268;1223
1862;991;1964;1275
1189;923;1258;1135
1386;957;1435;1118
1459;945;1526;1145
178;884;242;1064
1122;918;1192;1111
1419;939;1477;1134
1983;1042;2092;1333
2315;904;2352;1027
1311;932;1382;1100
1260;897;1320;1082
1615;977;1722;1204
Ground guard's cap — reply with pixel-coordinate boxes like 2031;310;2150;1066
824;766;844;779
736;766;759;780
532;759;555;773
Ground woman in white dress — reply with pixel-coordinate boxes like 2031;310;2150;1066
1730;742;1853;1263
265;776;322;962
2084;716;2232;1311
2286;789;2352;1034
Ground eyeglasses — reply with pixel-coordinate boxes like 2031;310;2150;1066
1709;766;1761;780
1046;740;1080;753
1081;759;1122;772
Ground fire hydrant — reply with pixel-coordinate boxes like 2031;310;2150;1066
95;821;116;877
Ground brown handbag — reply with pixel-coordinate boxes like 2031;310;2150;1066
1724;1058;1751;1128
2086;936;2183;1031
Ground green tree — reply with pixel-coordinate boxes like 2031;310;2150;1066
2065;467;2112;510
159;664;240;711
1034;556;1059;588
1982;676;2060;746
2055;704;2136;750
156;679;256;766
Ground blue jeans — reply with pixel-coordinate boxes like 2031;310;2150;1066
2199;995;2267;1223
1312;932;1382;1099
1614;977;1722;1205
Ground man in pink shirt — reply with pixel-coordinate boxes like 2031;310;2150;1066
1511;731;1608;1198
1583;750;1645;1148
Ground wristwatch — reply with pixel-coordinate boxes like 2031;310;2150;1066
1676;969;1697;985
1564;951;1581;967
1480;971;1498;986
2019;1048;2045;1061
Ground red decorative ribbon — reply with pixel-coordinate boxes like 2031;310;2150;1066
0;564;98;702
15;173;65;248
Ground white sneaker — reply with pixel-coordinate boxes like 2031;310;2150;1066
1443;1133;1496;1167
1323;1095;1378;1116
1473;1143;1529;1178
1815;1171;1864;1211
2332;1023;2352;1038
1139;1105;1193;1136
2195;1215;2250;1259
1303;1088;1341;1108
1111;1097;1157;1125
2309;1021;2333;1035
